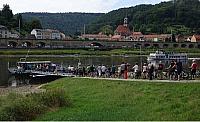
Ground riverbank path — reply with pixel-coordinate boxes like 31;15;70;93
77;77;200;83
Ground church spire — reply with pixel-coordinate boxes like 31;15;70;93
124;17;128;27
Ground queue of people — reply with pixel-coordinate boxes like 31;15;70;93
74;59;198;81
16;59;199;81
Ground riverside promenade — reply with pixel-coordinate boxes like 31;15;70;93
78;77;200;83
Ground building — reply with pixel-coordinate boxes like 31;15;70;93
0;25;10;38
176;35;192;42
111;35;123;41
80;33;111;41
130;32;144;41
31;29;65;40
0;25;19;38
114;17;131;37
144;34;171;42
191;35;200;42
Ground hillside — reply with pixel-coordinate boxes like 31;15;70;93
87;0;200;35
21;12;104;35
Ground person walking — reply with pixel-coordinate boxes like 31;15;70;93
120;62;126;78
97;65;102;77
124;63;128;79
157;61;164;80
142;63;148;79
168;60;176;80
176;60;183;81
190;59;198;79
148;62;154;80
132;63;139;79
111;65;116;78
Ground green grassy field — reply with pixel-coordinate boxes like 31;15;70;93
36;78;200;121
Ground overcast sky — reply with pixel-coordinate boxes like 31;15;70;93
0;0;170;14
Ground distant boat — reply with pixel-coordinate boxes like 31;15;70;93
147;51;188;61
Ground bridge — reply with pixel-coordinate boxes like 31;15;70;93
0;38;200;49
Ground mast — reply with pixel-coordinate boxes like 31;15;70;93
19;18;21;38
84;24;86;35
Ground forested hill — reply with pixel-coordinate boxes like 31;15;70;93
87;0;200;35
21;12;104;35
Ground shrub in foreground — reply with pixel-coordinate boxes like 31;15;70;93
0;89;71;121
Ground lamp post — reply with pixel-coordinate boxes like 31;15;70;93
140;45;142;71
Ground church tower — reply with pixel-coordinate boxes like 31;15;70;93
123;17;128;27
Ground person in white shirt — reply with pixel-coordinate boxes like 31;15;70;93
142;63;148;79
132;63;139;79
101;65;107;77
97;65;102;77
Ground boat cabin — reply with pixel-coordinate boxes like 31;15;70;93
17;61;52;71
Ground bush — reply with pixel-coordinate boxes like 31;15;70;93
0;97;46;121
0;89;71;121
31;89;71;108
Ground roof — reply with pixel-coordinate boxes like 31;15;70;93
0;25;8;30
81;34;109;38
144;34;171;39
33;29;60;33
193;35;200;41
133;32;143;35
112;35;122;39
144;35;159;38
115;25;131;36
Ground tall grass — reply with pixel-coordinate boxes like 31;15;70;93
0;89;71;121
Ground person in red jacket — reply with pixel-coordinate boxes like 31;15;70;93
190;60;198;79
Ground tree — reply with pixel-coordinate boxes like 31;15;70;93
30;19;42;30
1;4;13;20
99;25;113;35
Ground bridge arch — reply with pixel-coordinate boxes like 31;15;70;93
8;41;18;48
181;44;187;48
36;42;46;48
22;41;32;47
189;44;194;48
144;43;151;48
153;44;159;48
163;44;169;48
173;44;179;48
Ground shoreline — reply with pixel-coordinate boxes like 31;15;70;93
0;54;146;58
0;85;46;96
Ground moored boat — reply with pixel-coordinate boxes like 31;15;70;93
8;59;75;78
147;50;188;61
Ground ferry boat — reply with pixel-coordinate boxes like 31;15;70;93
8;58;75;77
147;51;188;61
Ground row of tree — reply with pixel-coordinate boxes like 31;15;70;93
21;12;103;36
87;0;200;35
0;4;42;36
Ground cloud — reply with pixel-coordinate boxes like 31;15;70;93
0;0;170;14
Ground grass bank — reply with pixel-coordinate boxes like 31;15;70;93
0;89;71;121
0;48;200;56
37;78;200;121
